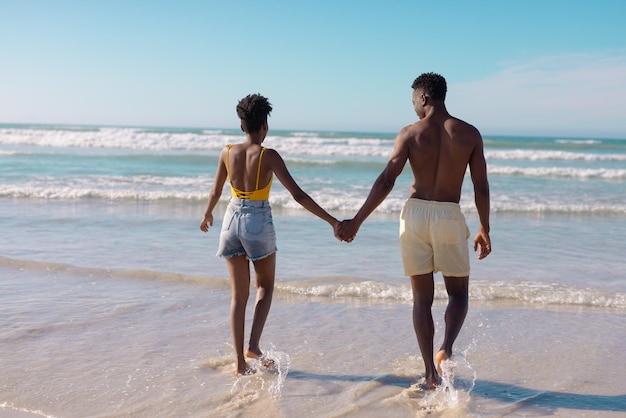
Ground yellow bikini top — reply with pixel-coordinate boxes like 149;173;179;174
225;145;273;200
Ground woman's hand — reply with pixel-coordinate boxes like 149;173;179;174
200;214;213;232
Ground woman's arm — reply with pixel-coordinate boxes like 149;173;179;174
266;149;338;227
200;147;228;232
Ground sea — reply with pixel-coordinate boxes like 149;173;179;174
1;124;625;417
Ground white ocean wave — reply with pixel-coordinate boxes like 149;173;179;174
3;255;621;309
0;127;395;156
0;150;30;156
489;165;626;180
276;279;626;309
0;127;239;151
555;139;602;145
1;181;624;214
487;149;626;161
4;127;626;163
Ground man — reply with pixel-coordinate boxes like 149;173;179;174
338;72;491;389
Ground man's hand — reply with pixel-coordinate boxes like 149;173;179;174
473;225;491;259
338;218;360;243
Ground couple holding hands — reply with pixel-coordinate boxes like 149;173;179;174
200;73;491;389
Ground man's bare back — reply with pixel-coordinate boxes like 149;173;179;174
400;112;484;204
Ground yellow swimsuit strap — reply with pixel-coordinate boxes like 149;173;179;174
255;148;267;189
225;145;271;200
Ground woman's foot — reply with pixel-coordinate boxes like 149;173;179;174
246;348;275;368
417;375;440;391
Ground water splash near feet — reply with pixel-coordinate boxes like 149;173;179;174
231;345;291;400
417;349;477;412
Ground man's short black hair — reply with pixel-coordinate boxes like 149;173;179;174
411;72;447;101
236;94;273;133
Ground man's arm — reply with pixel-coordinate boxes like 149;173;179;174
468;134;491;259
339;130;409;241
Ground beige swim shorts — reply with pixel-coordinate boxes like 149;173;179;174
399;198;470;277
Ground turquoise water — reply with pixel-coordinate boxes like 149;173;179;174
1;124;625;417
1;125;624;212
1;123;625;292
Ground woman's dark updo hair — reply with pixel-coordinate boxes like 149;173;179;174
236;94;273;133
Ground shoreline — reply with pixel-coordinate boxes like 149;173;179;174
0;406;53;418
1;260;624;416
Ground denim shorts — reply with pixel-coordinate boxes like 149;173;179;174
216;198;277;261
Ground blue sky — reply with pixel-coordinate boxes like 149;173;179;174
1;1;625;138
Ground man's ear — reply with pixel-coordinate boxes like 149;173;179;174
240;122;245;133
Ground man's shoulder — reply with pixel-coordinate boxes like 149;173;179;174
398;120;426;139
448;116;479;132
445;117;482;142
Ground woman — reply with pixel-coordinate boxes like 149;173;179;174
200;94;339;375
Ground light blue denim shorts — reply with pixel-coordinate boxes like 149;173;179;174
216;198;277;261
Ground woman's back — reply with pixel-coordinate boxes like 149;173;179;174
225;143;273;199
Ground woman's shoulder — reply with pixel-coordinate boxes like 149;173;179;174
261;147;280;159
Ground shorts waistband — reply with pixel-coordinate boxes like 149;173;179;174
405;198;461;209
229;197;271;208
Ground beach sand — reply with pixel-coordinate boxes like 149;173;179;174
0;407;51;418
1;261;624;417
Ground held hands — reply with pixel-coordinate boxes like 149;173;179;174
199;213;213;233
334;218;360;243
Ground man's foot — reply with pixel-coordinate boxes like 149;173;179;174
245;349;275;368
234;363;256;376
435;349;449;375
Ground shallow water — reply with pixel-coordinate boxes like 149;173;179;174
1;253;624;417
1;126;625;416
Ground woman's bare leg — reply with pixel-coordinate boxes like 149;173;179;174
226;255;251;375
247;253;275;359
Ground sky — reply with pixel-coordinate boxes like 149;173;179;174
1;0;625;138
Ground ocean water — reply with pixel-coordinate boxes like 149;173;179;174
0;124;625;417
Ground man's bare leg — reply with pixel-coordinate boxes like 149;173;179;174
226;255;251;375
246;253;276;366
410;272;439;389
436;275;469;373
